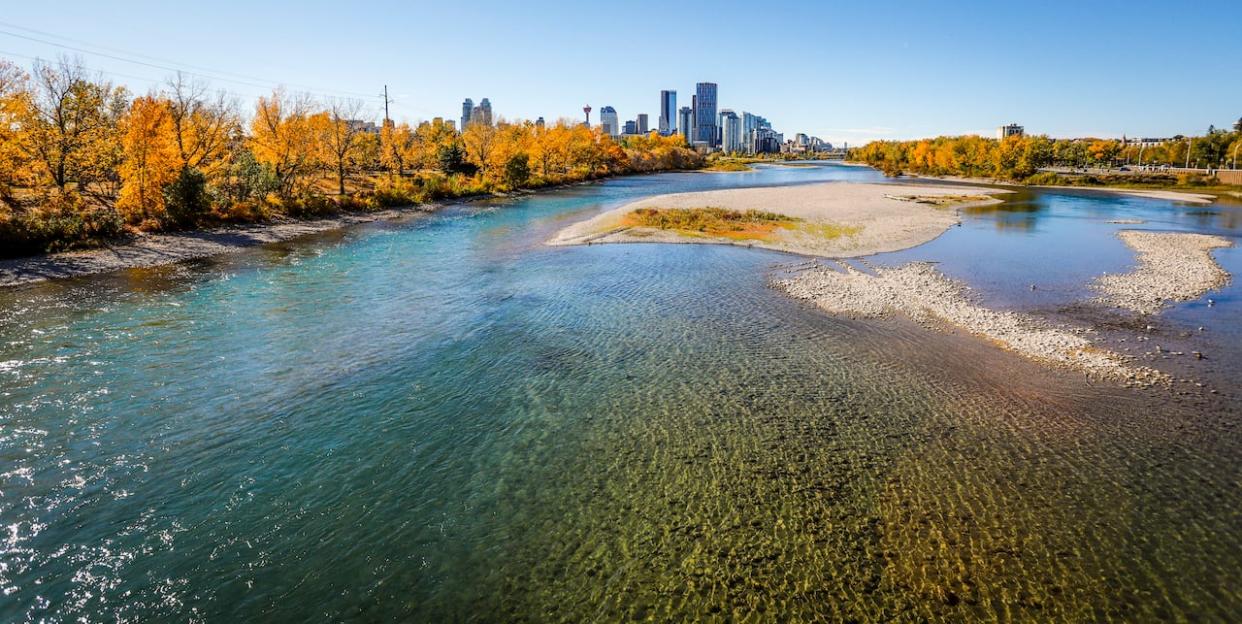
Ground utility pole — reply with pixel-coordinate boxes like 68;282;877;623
381;85;392;125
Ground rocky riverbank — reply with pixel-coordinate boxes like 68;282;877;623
778;261;1169;387
0;207;430;288
1093;231;1232;314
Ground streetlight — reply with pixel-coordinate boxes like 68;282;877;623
1185;137;1192;170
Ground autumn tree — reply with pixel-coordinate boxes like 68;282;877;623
20;57;128;197
0;59;30;204
462;120;500;177
250;89;315;198
117;95;178;224
165;73;236;176
380;121;415;176
414;118;458;170
313;98;368;195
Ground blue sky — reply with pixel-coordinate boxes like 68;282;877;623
1;0;1238;144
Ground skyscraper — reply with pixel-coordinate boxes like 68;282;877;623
720;110;742;153
599;106;619;137
678;107;693;144
694;82;718;146
636;113;649;134
461;98;473;130
479;98;493;126
659;90;677;135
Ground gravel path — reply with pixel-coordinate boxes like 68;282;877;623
778;262;1169;386
1093;230;1232;315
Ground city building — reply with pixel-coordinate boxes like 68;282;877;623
346;120;381;135
460;98;473;130
997;123;1024;140
720;110;742;153
636;113;649;134
623;119;638;135
467;98;493;127
535;117;545;129
695;82;718;146
659;90;677;135
678;106;693;144
599;106;619;137
751;127;782;154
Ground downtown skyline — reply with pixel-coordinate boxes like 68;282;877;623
0;1;1239;145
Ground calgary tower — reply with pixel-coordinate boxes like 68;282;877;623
583;105;592;128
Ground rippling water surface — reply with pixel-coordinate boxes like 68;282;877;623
2;164;1241;622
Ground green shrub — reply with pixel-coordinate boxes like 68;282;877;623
164;168;210;227
0;192;125;257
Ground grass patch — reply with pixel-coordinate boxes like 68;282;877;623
703;161;754;172
800;222;863;239
622;206;799;241
888;194;992;207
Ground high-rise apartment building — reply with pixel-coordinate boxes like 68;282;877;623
464;98;493;127
720;110;742;153
479;99;493;126
659;90;677;134
997;123;1024;140
599;106;619;137
694;83;718;146
636;113;649;134
678;107;693;143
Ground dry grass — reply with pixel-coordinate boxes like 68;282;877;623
702;161;754;172
887;194;992;206
621;207;799;241
800;222;863;239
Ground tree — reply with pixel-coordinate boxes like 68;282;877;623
313;98;367;195
437;142;474;176
503;152;530;187
249;89;315;198
0;59;31;204
20;57;127;195
462;121;499;177
117;95;179;224
165;73;236;176
380;121;415;176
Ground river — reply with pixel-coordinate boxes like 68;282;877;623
2;163;1240;621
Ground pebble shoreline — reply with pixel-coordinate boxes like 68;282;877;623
778;262;1169;387
1093;231;1232;315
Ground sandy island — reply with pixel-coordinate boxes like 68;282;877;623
779;262;1169;387
1093;230;1232;314
548;182;1007;257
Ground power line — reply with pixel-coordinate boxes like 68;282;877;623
0;27;379;101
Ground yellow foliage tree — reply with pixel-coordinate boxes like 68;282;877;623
117;95;179;224
249;89;315;198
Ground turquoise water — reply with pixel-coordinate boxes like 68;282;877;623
2;164;1241;622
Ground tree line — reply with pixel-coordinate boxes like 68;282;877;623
849;130;1242;183
0;57;704;256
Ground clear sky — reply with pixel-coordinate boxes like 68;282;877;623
1;0;1238;145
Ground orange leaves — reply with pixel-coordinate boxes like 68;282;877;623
117;96;179;225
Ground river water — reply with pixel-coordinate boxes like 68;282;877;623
2;164;1240;622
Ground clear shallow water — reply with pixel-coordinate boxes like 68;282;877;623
1;164;1241;622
